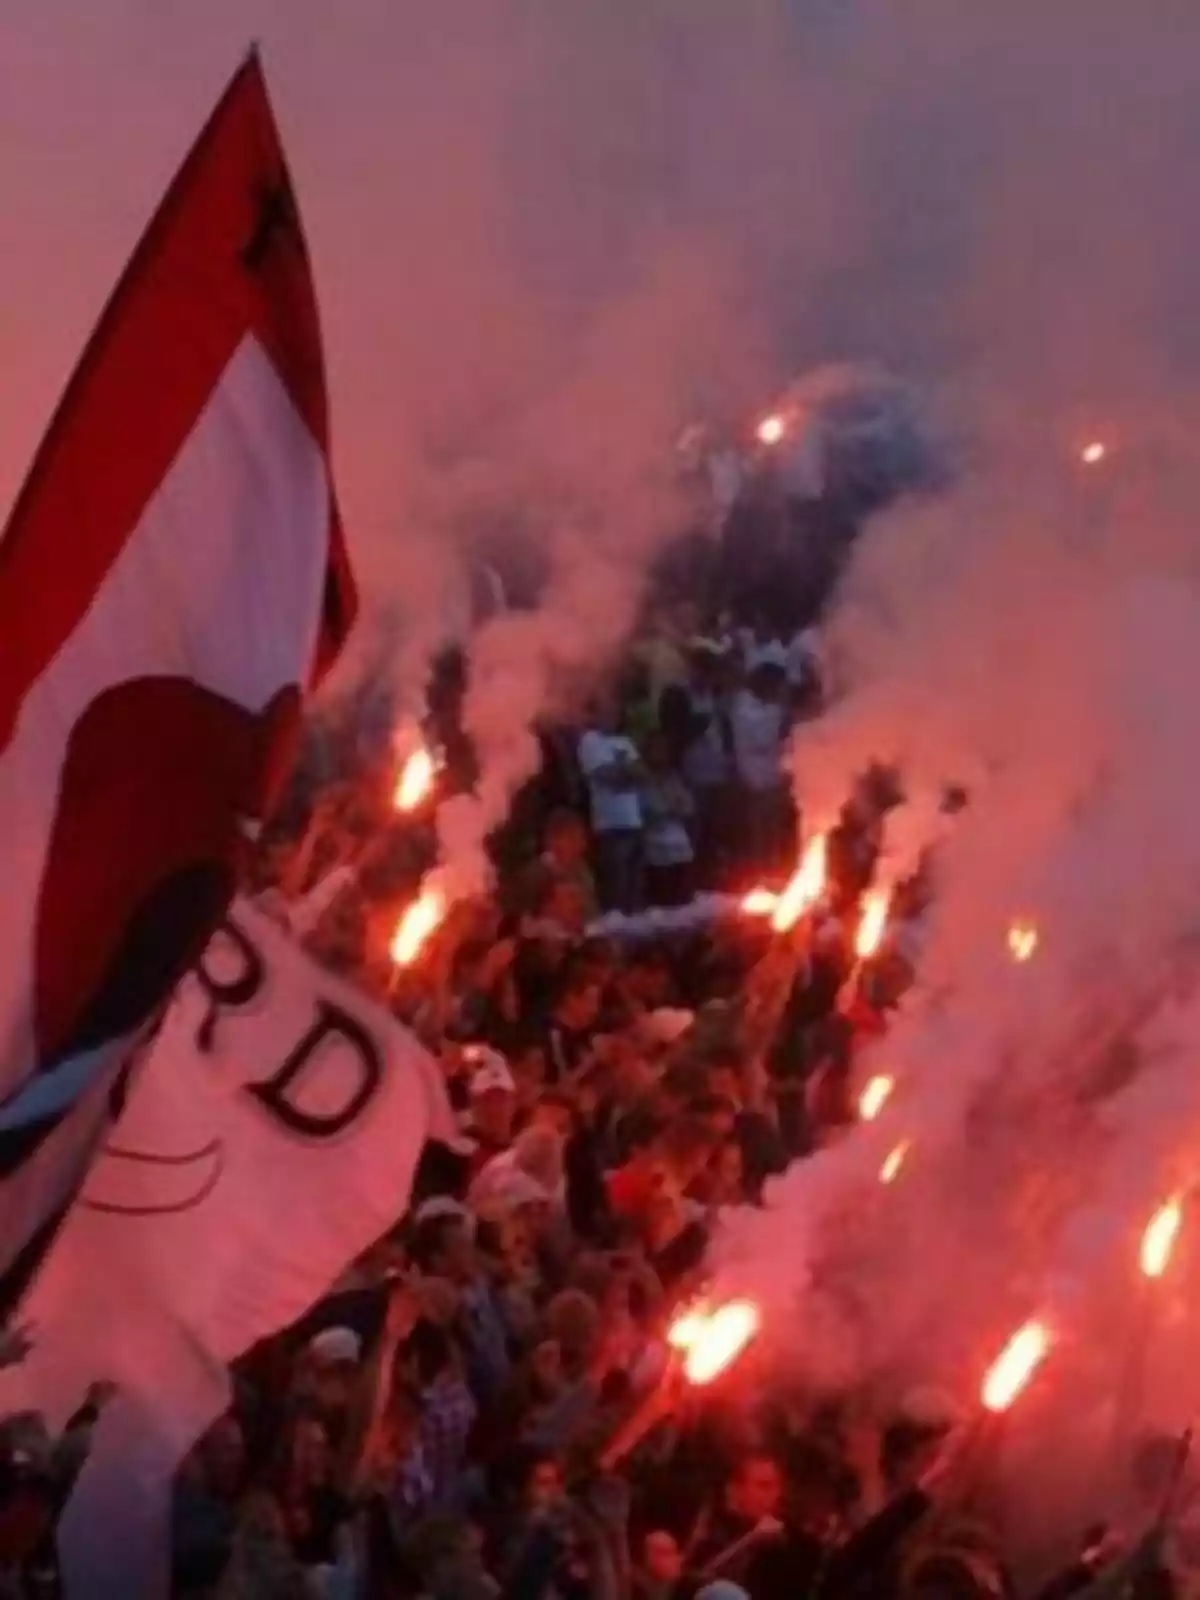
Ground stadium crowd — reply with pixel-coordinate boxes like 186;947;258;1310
0;545;1184;1599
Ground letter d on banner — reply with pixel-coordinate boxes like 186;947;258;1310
249;999;382;1137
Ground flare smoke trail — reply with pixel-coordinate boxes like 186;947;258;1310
710;0;1200;1499
9;3;1200;1399
13;1;1197;886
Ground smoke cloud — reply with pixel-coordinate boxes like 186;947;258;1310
8;0;1200;1494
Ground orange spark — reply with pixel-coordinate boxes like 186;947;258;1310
772;834;828;933
981;1319;1052;1414
757;413;786;447
389;887;445;967
742;888;779;918
1081;441;1107;466
393;746;436;813
858;1074;894;1123
880;1140;911;1184
855;888;891;961
680;1300;761;1386
1007;920;1039;964
1141;1195;1184;1280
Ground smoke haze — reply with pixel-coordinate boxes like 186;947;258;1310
8;0;1200;1489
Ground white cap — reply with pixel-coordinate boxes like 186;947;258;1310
307;1326;362;1366
412;1196;475;1229
641;1007;695;1044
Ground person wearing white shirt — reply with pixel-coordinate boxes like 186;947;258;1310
729;660;795;876
640;731;697;907
577;702;646;912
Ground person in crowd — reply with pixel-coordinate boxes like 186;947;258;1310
659;641;736;889
727;652;795;881
459;1049;519;1176
540;809;599;923
640;731;697;909
535;960;605;1085
577;698;648;913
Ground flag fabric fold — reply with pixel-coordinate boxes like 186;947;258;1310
1;898;453;1599
0;50;355;1309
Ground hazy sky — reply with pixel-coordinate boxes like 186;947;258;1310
4;1;1200;582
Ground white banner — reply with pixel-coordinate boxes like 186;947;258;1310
0;898;452;1598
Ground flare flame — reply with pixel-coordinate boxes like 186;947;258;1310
389;886;446;967
982;1319;1051;1413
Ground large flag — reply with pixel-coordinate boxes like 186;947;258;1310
0;51;355;1308
0;898;455;1599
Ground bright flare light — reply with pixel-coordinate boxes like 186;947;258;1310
742;888;779;918
855;888;891;961
1141;1195;1184;1281
880;1140;911;1184
393;747;436;813
858;1074;894;1123
771;834;828;934
1081;441;1107;466
389;887;446;967
1007;920;1039;964
981;1320;1052;1414
757;413;787;447
679;1300;761;1386
667;1304;711;1351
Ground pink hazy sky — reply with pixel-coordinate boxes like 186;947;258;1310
4;1;1199;580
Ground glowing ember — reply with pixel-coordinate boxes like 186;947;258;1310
1007;920;1039;964
742;888;779;917
858;1074;894;1122
771;834;828;933
681;1300;761;1386
757;413;786;447
393;747;436;813
1081;441;1107;465
389;887;445;967
880;1140;911;1184
667;1304;710;1351
981;1319;1051;1414
1140;1195;1184;1280
855;888;891;961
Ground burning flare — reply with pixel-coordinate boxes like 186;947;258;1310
742;888;779;918
757;413;786;447
1081;441;1107;466
880;1140;911;1184
855;888;891;961
1007;920;1039;964
1141;1194;1184;1280
771;834;827;934
673;1300;761;1386
859;1074;894;1123
393;746;436;813
667;1304;711;1352
981;1320;1052;1414
389;886;445;967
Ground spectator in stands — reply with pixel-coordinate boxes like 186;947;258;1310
578;698;647;913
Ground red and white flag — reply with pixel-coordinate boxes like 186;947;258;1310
0;50;355;1309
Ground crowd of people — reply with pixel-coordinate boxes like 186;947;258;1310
0;597;1185;1600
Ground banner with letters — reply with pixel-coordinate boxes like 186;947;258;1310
0;897;453;1599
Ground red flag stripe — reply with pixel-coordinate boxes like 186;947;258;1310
0;51;355;751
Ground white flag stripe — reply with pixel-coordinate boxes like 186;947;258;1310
0;333;329;1094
